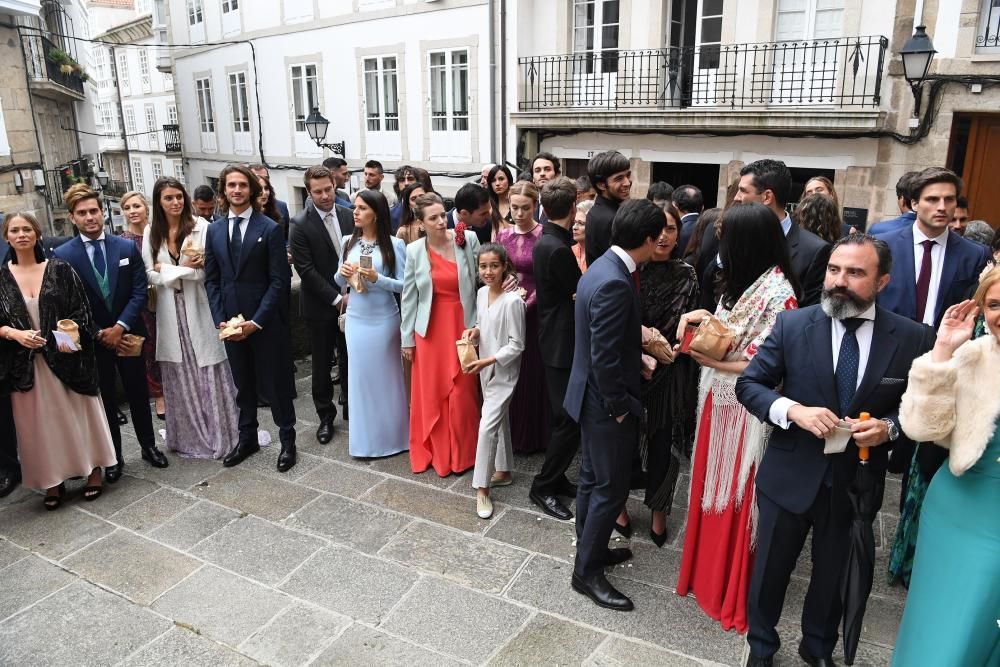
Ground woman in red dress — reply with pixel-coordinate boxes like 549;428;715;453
674;203;800;633
401;193;481;476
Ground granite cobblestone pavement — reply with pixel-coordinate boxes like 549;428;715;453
0;367;904;666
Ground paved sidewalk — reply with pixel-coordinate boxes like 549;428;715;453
0;370;905;666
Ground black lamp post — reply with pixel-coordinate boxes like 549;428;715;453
899;25;937;117
305;107;346;157
97;169;110;189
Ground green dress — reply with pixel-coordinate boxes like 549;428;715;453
891;419;1000;666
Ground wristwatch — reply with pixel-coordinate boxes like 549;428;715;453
882;418;900;442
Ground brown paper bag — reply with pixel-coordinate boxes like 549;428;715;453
642;328;674;364
181;237;204;264
56;319;80;346
118;333;145;357
456;338;478;373
219;315;246;340
349;271;368;294
689;315;734;361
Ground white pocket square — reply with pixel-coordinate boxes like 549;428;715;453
879;377;905;385
257;237;262;243
119;258;129;266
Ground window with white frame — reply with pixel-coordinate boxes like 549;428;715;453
96;48;111;89
363;56;399;132
222;0;238;11
229;71;250;132
774;0;844;41
99;102;117;138
145;106;158;150
0;97;10;157
136;0;151;13
290;64;318;132
173;159;185;184
977;0;1000;53
429;50;468;131
167;104;177;125
187;0;204;25
131;158;145;193
124;106;137;134
573;0;620;73
195;77;215;132
138;49;150;89
117;52;130;93
151;159;163;182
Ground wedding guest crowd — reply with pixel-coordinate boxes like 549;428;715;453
1;150;996;667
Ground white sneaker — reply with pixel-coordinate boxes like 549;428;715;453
476;494;494;519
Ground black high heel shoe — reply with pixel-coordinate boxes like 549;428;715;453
649;527;668;548
613;515;633;539
43;483;65;511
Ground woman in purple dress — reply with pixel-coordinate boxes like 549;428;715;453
496;181;548;454
141;177;239;459
119;191;165;419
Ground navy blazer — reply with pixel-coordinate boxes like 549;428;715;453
53;234;148;335
867;210;916;235
874;225;990;329
564;249;643;421
736;305;935;514
204;210;290;329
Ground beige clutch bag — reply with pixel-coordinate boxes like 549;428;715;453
456;338;478;373
689;315;735;361
56;319;80;346
118;334;145;357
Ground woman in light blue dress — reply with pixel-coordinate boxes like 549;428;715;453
335;190;409;458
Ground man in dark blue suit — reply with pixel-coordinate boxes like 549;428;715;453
866;171;917;235
874;167;991;330
564;198;663;612
736;235;934;667
205;165;297;472
55;186;168;481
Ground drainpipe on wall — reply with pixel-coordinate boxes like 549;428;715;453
499;0;507;164
488;0;496;164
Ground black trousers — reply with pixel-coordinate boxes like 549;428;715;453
95;346;155;461
532;365;580;495
574;387;637;578
0;397;17;472
306;318;347;421
748;485;854;659
225;328;296;445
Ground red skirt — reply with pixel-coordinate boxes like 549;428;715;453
676;390;756;634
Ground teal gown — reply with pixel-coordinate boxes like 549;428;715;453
891;420;1000;666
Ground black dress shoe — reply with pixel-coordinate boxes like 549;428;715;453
341;404;348;421
571;572;634;611
602;548;633;567
276;443;297;473
316;419;335;445
116;409;128;425
105;463;124;483
798;640;836;667
0;469;22;498
529;491;573;521
141;445;169;468
223;441;260;467
745;654;774;667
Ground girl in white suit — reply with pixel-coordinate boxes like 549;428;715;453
462;243;526;519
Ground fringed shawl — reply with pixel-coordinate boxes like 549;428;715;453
693;265;798;543
0;259;100;396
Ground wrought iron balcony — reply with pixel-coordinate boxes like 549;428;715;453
23;33;86;101
163;124;181;154
518;35;888;112
104;180;131;199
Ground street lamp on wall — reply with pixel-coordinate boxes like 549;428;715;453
899;25;937;118
304;108;346;157
97;170;110;188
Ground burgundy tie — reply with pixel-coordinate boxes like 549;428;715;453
631;270;640;293
914;239;935;321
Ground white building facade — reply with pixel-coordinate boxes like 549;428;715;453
164;0;498;211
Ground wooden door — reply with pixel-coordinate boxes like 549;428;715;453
962;115;1000;229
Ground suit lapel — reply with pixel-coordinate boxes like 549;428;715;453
807;309;839;411
848;308;898;415
104;235;121;301
237;213;265;276
215;219;236;278
308;207;336;254
933;232;961;323
895;227;917;317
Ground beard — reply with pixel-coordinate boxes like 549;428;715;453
821;286;875;320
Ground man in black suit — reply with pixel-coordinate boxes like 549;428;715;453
672;184;703;258
564;199;663;612
290;165;354;443
584;151;632;266
192;185;221;222
531;152;560;223
530;176;582;521
735;235;934;667
733;159;830;306
55;185;169;481
446;184;493;245
205;164;297;472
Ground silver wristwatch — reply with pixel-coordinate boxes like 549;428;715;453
882;418;900;442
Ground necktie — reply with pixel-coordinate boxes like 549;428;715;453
323;212;341;255
230;217;243;266
835;317;865;417
914;239;935;322
88;240;107;277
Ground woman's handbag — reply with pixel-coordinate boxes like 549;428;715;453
688;315;734;361
146;285;157;313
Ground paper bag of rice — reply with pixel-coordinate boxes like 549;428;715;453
56;319;80;346
456;338;478;373
118;333;145;357
219;315;246;340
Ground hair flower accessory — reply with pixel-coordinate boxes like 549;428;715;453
454;222;467;248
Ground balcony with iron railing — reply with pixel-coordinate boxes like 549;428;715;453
23;32;87;102
104;180;131;199
515;35;889;133
163;124;181;154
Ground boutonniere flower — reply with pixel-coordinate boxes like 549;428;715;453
454;222;467;248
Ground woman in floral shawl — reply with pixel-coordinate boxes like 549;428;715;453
675;203;801;634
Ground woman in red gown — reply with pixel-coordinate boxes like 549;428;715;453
674;203;799;633
401;193;481;476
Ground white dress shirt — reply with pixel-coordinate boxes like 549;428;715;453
609;245;637;274
912;223;948;326
314;205;345;307
768;304;877;428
